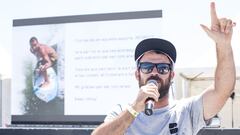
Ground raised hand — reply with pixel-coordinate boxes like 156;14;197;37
200;2;236;45
201;2;236;121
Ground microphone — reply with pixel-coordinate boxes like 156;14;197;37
145;79;158;116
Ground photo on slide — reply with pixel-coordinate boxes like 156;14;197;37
12;24;65;115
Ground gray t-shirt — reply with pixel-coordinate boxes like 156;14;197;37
105;95;207;135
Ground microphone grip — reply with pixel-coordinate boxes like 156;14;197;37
145;98;154;116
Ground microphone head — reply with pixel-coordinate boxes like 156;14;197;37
147;79;158;87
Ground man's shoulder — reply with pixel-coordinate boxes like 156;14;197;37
39;44;54;52
176;95;202;103
39;44;50;49
172;95;203;109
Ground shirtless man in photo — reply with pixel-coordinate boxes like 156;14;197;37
29;37;58;88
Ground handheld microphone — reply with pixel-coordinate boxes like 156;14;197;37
145;79;158;116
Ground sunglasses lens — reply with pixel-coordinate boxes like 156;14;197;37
157;64;171;74
139;62;154;74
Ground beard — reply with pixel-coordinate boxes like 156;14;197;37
139;74;171;99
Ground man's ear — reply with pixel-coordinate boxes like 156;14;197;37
135;70;140;80
171;71;175;81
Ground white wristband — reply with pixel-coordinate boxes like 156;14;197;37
127;105;139;118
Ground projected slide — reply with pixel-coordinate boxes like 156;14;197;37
12;10;163;123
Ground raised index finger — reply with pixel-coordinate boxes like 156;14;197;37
211;2;219;26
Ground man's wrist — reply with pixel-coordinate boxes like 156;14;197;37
127;105;139;118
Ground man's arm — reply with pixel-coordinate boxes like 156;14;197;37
39;46;53;71
91;109;135;135
200;2;236;120
92;81;159;134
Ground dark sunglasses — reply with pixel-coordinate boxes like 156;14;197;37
138;62;172;74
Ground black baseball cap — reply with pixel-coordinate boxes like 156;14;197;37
134;38;177;64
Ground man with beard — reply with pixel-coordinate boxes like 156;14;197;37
92;2;236;135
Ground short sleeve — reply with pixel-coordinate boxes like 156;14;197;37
189;95;207;134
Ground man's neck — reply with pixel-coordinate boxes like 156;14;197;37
154;95;169;109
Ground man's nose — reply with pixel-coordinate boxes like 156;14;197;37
151;66;159;75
